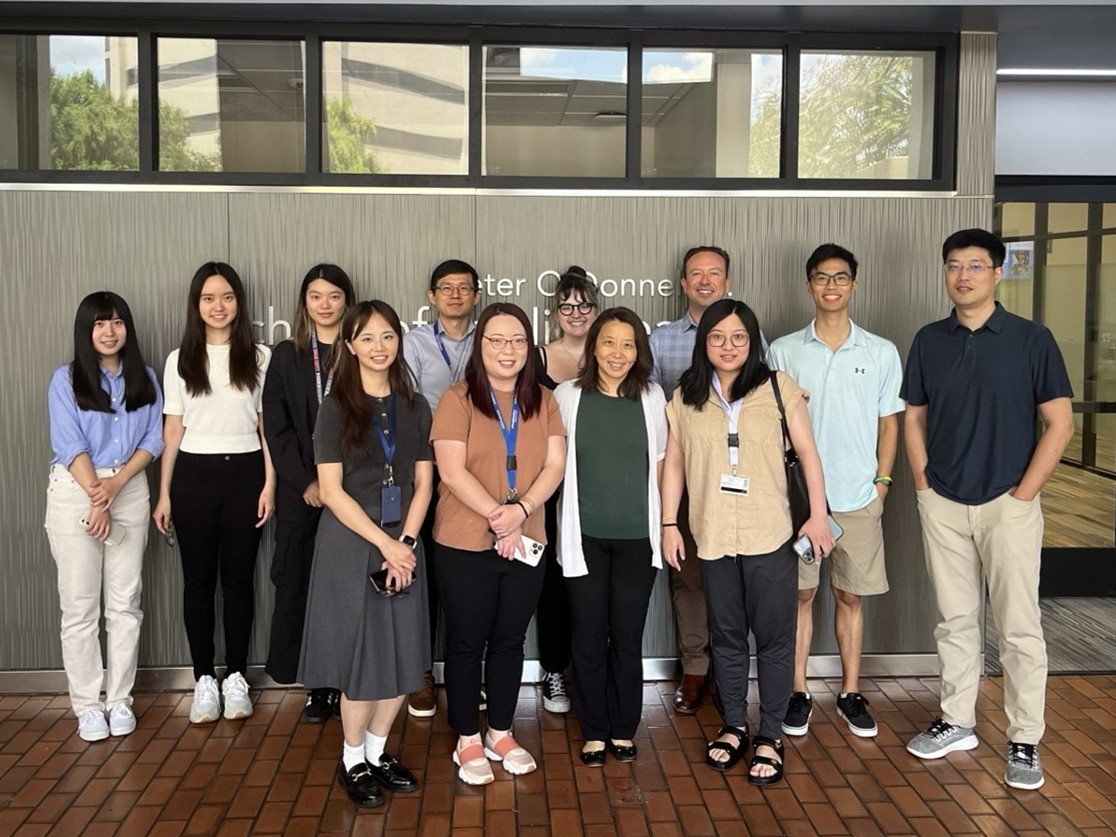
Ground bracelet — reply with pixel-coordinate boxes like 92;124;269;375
873;475;893;486
521;496;535;515
517;501;530;519
662;522;679;528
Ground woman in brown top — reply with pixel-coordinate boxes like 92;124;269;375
431;303;567;786
661;299;833;786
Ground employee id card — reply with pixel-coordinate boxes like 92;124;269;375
720;474;749;495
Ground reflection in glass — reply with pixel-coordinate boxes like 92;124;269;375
157;38;306;172
322;42;467;175
0;34;139;170
641;49;781;178
483;46;627;177
999;203;1036;239
1047;202;1089;234
798;50;935;179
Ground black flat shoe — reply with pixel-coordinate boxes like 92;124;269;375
303;688;334;724
580;743;606;767
336;759;384;807
705;725;749;773
607;740;638;763
367;753;417;792
748;735;785;787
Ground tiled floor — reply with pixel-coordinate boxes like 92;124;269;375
1;675;1115;836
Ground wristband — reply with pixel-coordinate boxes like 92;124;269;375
873;475;893;486
517;501;530;519
662;522;679;528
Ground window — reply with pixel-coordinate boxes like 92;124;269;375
0;34;139;171
798;50;936;180
483;45;627;177
322;41;468;175
157;38;306;172
641;49;782;178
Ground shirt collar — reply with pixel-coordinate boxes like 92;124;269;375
805;319;865;348
948;301;1006;334
99;363;124;380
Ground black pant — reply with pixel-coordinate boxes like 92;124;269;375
567;536;657;741
701;541;798;741
536;491;571;673
419;471;442;664
172;451;265;680
265;514;321;684
435;543;545;734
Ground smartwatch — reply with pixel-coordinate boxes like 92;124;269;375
400;534;417;548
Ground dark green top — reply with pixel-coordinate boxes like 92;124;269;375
576;388;649;539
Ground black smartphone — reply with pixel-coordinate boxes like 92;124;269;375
369;568;414;596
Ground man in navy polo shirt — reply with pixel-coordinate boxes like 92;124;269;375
901;228;1073;791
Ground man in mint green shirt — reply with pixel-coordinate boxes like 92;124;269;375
767;243;903;741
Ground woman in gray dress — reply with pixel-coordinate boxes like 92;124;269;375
299;300;434;807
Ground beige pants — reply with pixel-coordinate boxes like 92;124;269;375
916;487;1046;744
44;464;150;715
673;491;709;676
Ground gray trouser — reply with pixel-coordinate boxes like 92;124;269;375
701;541;798;740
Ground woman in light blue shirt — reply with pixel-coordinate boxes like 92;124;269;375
45;291;163;743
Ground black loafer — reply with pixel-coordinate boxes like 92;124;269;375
303;688;334;724
580;744;607;767
336;759;384;807
367;753;417;792
607;740;638;763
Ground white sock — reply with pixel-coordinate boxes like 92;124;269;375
839;692;848;699
342;742;366;771
365;731;387;765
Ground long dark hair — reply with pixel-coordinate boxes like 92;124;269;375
70;291;157;413
679;299;769;408
292;264;356;355
464;303;542;420
575;306;652;401
178;262;261;397
332;300;416;458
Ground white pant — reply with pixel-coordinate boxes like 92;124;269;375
44;464;150;715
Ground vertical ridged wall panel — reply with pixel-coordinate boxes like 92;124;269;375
956;32;998;197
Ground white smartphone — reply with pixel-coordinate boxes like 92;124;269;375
794;514;844;564
79;515;126;548
495;534;545;566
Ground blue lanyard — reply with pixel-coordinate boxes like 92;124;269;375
489;388;519;500
711;376;743;475
433;321;454;370
374;395;397;484
310;332;335;404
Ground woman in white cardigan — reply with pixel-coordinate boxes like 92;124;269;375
554;306;676;767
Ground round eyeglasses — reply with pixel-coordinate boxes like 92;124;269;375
556;301;596;316
707;332;749;348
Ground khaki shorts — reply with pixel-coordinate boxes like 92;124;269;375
798;494;889;595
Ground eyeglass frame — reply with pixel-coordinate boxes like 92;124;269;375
432;284;479;297
556;301;596;316
944;262;996;276
808;271;854;287
706;331;750;348
482;335;530;350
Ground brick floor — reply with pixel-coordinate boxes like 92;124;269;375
0;675;1113;835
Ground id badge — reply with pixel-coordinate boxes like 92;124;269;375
719;474;749;495
381;485;402;526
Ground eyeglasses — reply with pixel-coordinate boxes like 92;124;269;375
556;301;596;316
707;332;749;348
945;262;995;275
434;284;477;297
483;335;529;350
809;272;854;287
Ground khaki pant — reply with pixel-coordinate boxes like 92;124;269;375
916;487;1046;744
673;491;709;676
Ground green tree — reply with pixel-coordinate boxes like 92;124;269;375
326;98;387;174
157;100;221;172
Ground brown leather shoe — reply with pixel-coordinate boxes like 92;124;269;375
407;672;436;718
673;674;707;714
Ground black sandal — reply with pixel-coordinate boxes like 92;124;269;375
748;735;785;787
705;725;749;772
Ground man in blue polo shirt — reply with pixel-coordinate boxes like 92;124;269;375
768;243;903;741
901;228;1073;791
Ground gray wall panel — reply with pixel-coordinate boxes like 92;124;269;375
957;32;997;197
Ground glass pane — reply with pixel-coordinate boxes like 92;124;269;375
0;34;139;170
997;240;1035;319
1042;236;1087;461
1042;460;1114;548
798;50;935;179
157;38;305;172
1105;203;1116;229
640;49;781;178
1047;202;1089;234
322;42;468;175
483;45;627;177
1000;202;1035;239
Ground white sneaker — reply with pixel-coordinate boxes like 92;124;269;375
77;708;109;742
108;702;137;737
222;672;253;720
190;675;222;724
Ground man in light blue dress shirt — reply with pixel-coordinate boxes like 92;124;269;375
767;243;903;741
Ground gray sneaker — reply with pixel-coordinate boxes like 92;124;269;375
906;717;978;759
1005;742;1044;790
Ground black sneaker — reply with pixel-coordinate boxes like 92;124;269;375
541;671;571;714
836;693;878;738
781;692;813;736
303;688;334;723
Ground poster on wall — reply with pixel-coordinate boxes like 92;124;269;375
1004;240;1034;280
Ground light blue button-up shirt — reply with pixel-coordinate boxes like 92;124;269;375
48;363;165;470
767;321;904;513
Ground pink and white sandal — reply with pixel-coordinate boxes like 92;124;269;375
453;741;495;785
484;732;537;775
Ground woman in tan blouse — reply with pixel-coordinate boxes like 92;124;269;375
661;299;834;786
430;303;567;786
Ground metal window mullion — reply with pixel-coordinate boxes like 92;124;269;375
626;33;643;183
305;34;322;174
138;29;156;174
1082;203;1104;468
782;35;801;185
468;30;483;184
